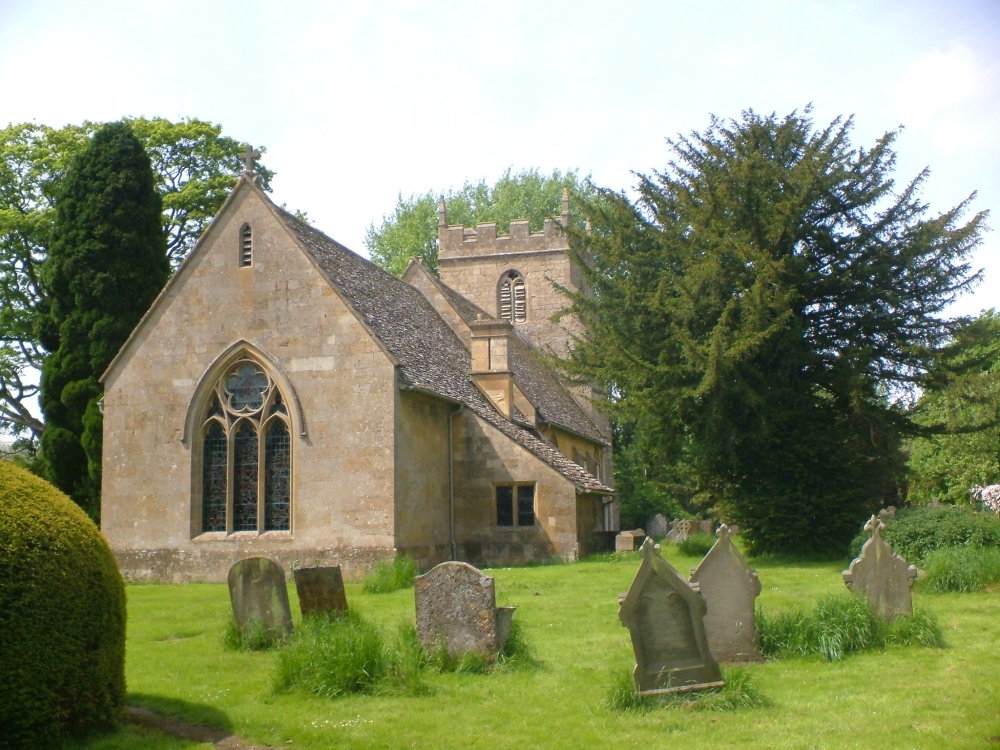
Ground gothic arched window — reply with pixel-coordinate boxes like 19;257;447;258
498;270;527;324
239;223;253;267
199;359;291;533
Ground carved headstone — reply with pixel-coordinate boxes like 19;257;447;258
646;514;669;539
843;516;918;620
414;561;514;658
690;525;762;662
664;519;694;543
618;539;723;695
615;529;646;552
697;519;714;536
292;566;348;618
227;557;293;636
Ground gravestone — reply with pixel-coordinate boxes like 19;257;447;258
843;516;918;620
227;557;293;636
697;519;714;535
690;524;762;662
414;561;514;658
664;519;693;543
646;513;669;539
292;566;348;618
615;529;646;552
618;538;723;695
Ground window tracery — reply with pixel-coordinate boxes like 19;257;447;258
198;358;291;534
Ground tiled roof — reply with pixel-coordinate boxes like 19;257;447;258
408;266;608;445
275;206;613;494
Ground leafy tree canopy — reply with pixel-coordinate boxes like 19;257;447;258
563;107;987;555
38;122;171;517
0;117;271;442
365;167;594;275
906;310;1000;505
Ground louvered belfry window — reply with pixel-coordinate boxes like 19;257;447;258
498;271;527;324
199;359;292;533
240;223;253;267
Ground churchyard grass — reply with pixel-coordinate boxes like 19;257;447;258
82;545;999;749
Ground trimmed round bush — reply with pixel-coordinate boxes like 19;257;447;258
0;461;126;749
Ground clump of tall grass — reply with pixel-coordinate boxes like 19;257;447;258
758;593;944;662
222;618;288;651
274;612;429;697
605;665;765;713
424;616;540;675
362;555;420;594
919;546;1000;593
677;532;716;557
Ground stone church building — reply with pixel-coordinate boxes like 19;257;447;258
100;169;616;582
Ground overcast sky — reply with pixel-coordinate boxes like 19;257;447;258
2;0;998;317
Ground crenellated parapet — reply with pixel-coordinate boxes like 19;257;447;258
437;190;571;260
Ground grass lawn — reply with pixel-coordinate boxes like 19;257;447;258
75;546;1000;749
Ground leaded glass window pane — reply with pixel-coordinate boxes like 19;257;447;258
226;363;269;411
232;421;259;531
517;485;535;527
496;485;514;526
264;420;291;531
202;422;227;532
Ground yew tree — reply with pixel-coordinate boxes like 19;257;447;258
564;108;987;555
37;122;170;518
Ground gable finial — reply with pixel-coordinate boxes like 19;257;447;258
240;144;261;176
561;187;570;227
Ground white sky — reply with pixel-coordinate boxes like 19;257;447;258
1;0;998;317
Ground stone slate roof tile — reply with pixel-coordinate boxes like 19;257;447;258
411;267;607;445
275;207;612;494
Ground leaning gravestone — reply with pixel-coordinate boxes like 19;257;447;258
618;538;723;694
646;514;669;539
292;566;348;618
843;516;918;620
227;557;293;637
414;561;515;659
690;524;762;662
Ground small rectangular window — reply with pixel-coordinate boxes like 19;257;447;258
496;485;514;526
496;483;535;527
517;485;535;527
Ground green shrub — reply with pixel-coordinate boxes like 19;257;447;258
0;461;127;749
758;593;943;662
223;618;287;651
849;506;1000;565
362;555;420;594
678;532;716;557
919;546;1000;593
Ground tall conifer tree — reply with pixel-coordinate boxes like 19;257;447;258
37;122;169;519
564;109;987;555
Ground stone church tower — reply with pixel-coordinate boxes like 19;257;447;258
436;191;612;478
436;190;585;361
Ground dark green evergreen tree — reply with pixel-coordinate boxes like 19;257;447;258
563;108;987;556
37;122;169;519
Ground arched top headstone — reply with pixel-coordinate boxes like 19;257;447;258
227;557;292;636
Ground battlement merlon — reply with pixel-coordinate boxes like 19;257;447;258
437;187;572;260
